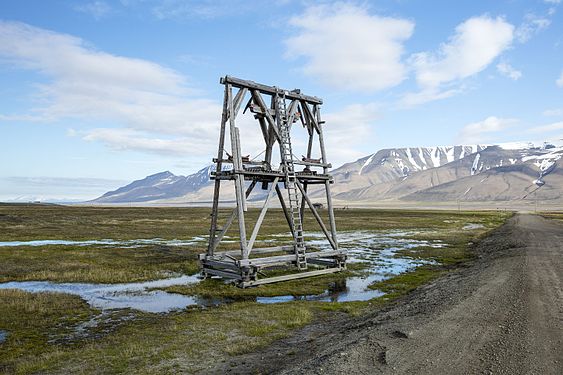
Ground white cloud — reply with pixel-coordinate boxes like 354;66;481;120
496;62;522;80
74;1;112;19
411;16;514;89
150;0;286;20
0;21;224;157
457;116;517;143
543;108;563;116
557;71;563;87
400;87;461;107
515;14;551;43
544;0;561;4
528;121;563;133
323;103;379;166
404;15;514;106
285;3;414;91
80;128;216;157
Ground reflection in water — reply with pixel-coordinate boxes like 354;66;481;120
0;275;203;313
0;237;206;248
257;230;440;304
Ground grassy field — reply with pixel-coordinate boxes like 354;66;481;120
540;211;563;222
0;204;511;373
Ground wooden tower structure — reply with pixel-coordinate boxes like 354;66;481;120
200;76;346;287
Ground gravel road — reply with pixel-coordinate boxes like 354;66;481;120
218;214;562;374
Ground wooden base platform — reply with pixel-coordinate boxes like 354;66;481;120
199;246;347;288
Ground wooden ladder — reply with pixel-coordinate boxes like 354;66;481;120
277;94;307;270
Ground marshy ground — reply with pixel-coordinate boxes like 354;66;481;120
0;204;512;373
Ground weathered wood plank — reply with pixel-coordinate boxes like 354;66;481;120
251;90;281;144
238;249;345;267
240;267;343;287
227;84;248;256
221;75;323;104
247;177;279;254
212;181;256;251
294;179;337;249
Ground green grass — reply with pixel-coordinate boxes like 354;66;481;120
368;265;440;299
0;289;97;374
0;245;200;284
540;212;563;222
0;204;510;285
0;292;316;374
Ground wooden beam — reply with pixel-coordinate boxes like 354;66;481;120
207;85;230;256
300;101;320;134
221;75;323;104
299;181;307;232
227;84;248;257
251;90;281;144
275;184;295;238
239;267;342;287
247;177;279;255
285;100;299;124
204;267;243;280
210;245;293;258
295;180;337;250
257;116;269;145
227;87;247;121
315;104;339;248
238;250;345;267
211;181;256;252
234;127;247;211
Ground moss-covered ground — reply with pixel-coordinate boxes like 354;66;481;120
0;204;511;373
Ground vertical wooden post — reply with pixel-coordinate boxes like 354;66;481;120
207;85;229;256
227;84;248;259
316;104;338;249
300;129;315;227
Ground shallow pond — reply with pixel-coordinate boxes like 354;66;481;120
0;230;443;312
0;275;203;313
0;330;7;344
0;237;206;248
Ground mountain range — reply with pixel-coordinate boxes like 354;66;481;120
91;140;563;205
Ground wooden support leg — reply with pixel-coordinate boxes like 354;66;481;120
275;184;295;238
295;180;337;250
247;177;279;253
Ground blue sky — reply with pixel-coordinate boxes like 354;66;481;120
1;0;562;200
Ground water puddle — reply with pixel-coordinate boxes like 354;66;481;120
0;330;7;344
0;237;206;248
0;230;445;311
462;223;484;230
258;231;440;303
0;275;204;313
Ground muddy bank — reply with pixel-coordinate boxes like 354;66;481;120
217;214;563;374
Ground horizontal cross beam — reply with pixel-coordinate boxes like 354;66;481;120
221;75;323;105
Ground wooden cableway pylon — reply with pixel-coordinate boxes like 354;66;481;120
199;76;346;287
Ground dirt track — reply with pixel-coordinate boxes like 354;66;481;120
218;214;562;374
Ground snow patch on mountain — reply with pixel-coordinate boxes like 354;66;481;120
471;153;481;176
406;148;421;171
359;153;376;175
